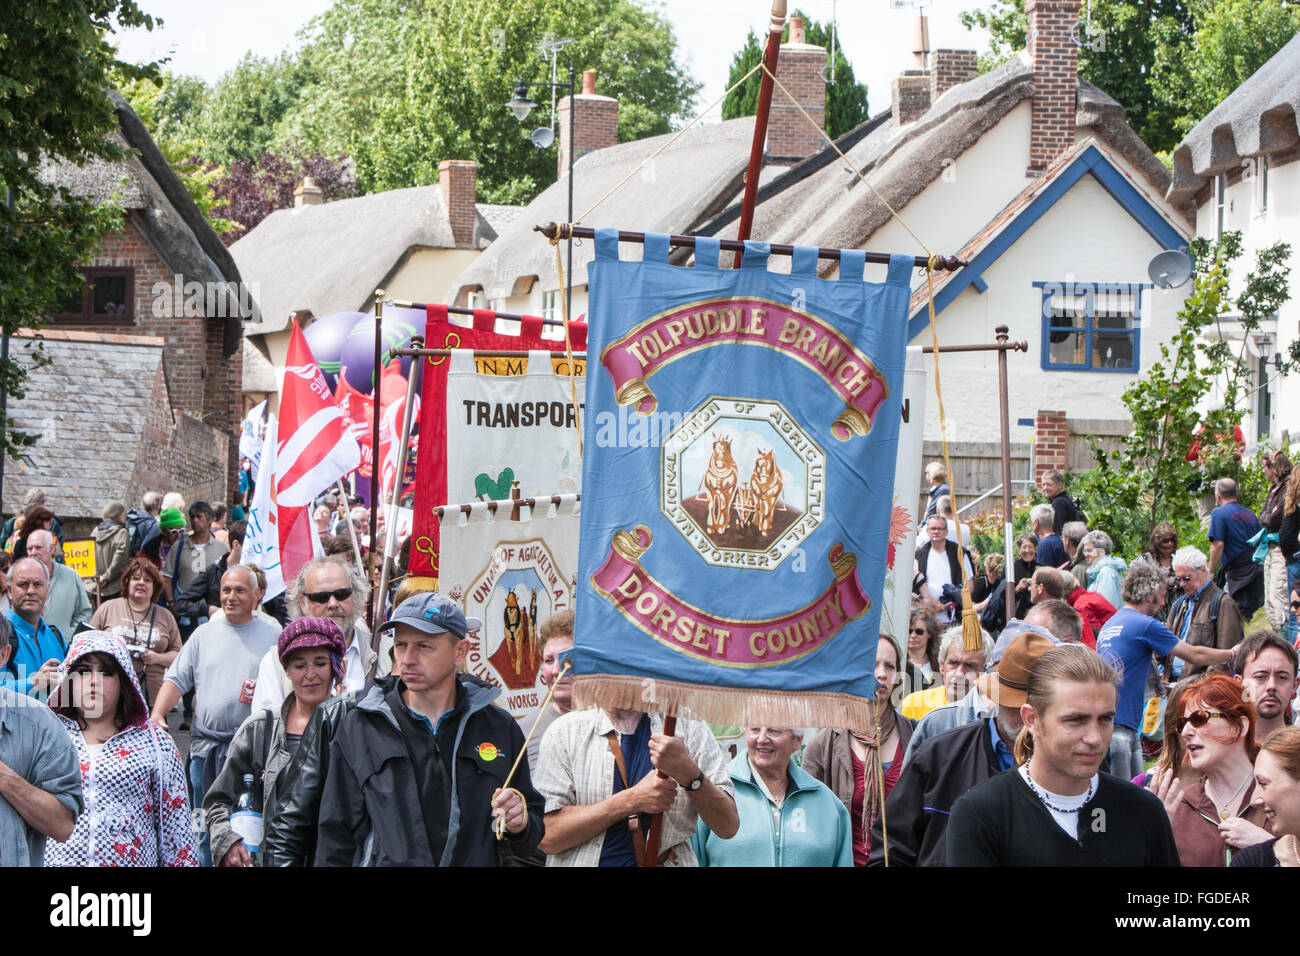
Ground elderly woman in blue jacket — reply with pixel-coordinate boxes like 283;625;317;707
693;725;852;867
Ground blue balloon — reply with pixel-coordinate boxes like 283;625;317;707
339;307;422;394
304;312;365;390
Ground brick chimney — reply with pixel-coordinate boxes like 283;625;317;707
891;71;931;127
767;16;827;165
556;69;619;178
930;49;977;102
438;159;477;248
1026;0;1081;175
293;176;323;208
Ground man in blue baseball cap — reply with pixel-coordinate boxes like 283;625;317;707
306;592;543;866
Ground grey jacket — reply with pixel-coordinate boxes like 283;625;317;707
203;696;296;865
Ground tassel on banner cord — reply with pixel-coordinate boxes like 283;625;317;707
571;675;874;733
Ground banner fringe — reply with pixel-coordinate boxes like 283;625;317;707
573;675;873;732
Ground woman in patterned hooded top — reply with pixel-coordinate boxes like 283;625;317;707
43;630;196;866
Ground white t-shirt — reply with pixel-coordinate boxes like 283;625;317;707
1019;764;1095;838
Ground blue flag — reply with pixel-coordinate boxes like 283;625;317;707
574;231;912;730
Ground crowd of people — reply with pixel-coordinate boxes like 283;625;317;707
0;451;1295;869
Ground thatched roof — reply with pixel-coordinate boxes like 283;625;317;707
232;185;515;335
38;91;254;354
706;54;1181;258
448;117;756;304
1168;32;1300;204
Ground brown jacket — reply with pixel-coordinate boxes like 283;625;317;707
802;720;915;813
1170;777;1267;867
1166;583;1243;676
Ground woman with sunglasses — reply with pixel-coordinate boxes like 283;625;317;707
1234;726;1300;866
1149;673;1271;866
903;608;941;694
1134;521;1180;618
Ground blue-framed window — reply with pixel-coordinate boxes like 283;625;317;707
1035;281;1150;373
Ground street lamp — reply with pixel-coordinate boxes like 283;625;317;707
506;59;576;322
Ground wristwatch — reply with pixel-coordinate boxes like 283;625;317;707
683;771;704;792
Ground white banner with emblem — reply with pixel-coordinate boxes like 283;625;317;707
438;496;581;732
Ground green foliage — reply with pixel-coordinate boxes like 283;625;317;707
1069;232;1295;558
269;0;699;202
193;53;311;165
0;0;160;458
959;0;1299;153
721;11;868;140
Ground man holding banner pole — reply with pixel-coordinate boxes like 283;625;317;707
533;704;737;866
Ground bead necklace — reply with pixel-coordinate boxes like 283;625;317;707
1021;764;1096;813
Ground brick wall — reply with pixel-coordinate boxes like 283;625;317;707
1033;409;1068;485
57;214;243;489
438;160;477;248
769;29;827;164
557;71;619;178
931;49;977;102
131;363;229;509
892;70;932;127
1026;0;1081;175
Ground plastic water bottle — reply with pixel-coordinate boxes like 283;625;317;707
230;773;263;863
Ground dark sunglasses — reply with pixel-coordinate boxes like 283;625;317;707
1176;573;1196;583
1291;599;1300;611
910;627;927;635
1175;710;1225;733
305;587;353;604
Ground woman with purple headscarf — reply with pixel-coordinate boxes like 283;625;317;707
203;617;347;867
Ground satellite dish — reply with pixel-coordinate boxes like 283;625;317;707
1147;249;1194;289
530;127;555;150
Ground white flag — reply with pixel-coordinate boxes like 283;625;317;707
242;413;286;600
239;400;266;472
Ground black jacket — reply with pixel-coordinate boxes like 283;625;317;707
173;554;288;627
867;718;1000;867
276;673;542;867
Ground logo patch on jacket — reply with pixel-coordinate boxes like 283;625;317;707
477;742;498;761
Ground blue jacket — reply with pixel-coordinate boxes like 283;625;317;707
2;610;67;698
693;751;852;867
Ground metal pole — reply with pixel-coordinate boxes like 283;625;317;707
732;0;788;266
367;289;384;630
996;325;1015;598
566;63;574;321
375;336;423;629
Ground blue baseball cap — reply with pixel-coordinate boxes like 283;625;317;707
378;591;483;640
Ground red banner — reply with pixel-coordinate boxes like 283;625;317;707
407;305;587;582
600;297;890;440
591;525;870;667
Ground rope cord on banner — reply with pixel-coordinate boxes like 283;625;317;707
493;660;573;840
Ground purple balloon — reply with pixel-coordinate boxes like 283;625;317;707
339;307;423;394
304;311;365;389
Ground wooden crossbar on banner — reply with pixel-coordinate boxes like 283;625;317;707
432;493;580;518
379;297;570;329
533;223;968;272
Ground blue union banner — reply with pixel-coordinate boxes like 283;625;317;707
573;231;913;729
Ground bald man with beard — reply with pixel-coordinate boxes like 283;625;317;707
151;565;280;866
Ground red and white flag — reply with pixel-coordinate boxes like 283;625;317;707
334;365;375;478
242;413;322;600
277;319;361;507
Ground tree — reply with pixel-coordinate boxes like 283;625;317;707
722;12;869;140
959;0;1299;154
209;149;359;244
275;0;701;203
194;52;312;164
1073;232;1296;558
0;0;160;459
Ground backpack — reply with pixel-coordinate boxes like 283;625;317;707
125;509;160;557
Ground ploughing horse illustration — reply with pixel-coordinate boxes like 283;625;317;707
744;449;784;538
702;434;740;535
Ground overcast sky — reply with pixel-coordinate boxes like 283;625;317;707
113;0;990;122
